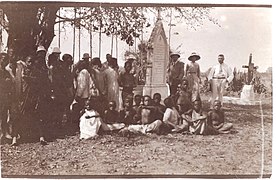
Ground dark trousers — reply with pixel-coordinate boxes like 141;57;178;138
0;101;19;138
169;84;178;96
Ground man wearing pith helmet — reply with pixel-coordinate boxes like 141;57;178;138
166;52;184;95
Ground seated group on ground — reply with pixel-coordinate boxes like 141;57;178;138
80;81;233;140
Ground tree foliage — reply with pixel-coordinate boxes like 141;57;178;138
1;2;219;58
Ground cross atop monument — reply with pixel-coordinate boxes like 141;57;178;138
242;53;258;84
157;7;162;20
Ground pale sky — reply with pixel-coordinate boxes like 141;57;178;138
1;4;272;72
48;6;272;72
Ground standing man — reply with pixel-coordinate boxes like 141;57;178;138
208;54;234;109
166;52;184;95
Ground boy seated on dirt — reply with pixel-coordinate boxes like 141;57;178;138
133;94;142;114
80;96;125;140
159;97;188;134
136;95;157;125
207;100;233;133
103;101;119;124
118;97;138;125
185;99;218;135
119;96;162;135
152;93;166;121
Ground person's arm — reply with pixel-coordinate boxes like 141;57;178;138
118;71;123;87
178;62;184;80
197;64;201;83
185;63;189;77
226;65;234;83
208;66;215;82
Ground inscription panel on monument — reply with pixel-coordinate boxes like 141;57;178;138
152;35;167;84
152;61;165;84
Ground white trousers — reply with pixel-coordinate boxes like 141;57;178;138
211;79;227;108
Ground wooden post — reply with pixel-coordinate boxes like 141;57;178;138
73;7;76;61
89;25;92;58
58;8;61;48
111;34;114;56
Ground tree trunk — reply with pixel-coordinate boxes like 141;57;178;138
2;3;59;59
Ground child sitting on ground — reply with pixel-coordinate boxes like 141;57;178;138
186;99;218;135
119;95;162;135
137;95;156;124
152;93;166;121
207;100;233;133
103;101;119;124
133;94;142;113
118;97;138;125
80;96;125;140
160;97;188;134
79;97;103;139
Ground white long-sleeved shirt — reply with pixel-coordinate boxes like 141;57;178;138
75;69;94;99
208;63;234;83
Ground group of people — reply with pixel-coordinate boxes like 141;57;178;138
0;45;234;146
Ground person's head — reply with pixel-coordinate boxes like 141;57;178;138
124;60;132;73
106;54;112;61
86;96;100;111
7;48;14;58
164;97;174;109
193;99;202;112
25;55;33;67
48;54;57;67
188;52;200;62
36;46;46;59
218;54;224;64
170;54;180;62
177;83;182;93
52;47;61;59
108;101;116;111
134;94;142;105
181;79;189;91
82;53;90;62
91;57;102;69
124;97;133;109
62;54;73;67
109;58;118;69
143;95;152;106
153;93;162;104
85;98;94;111
213;100;222;111
0;53;7;69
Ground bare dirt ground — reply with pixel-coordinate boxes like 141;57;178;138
1;97;272;178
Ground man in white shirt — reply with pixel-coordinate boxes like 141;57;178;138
208;54;234;109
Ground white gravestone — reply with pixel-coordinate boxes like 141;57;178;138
143;18;169;99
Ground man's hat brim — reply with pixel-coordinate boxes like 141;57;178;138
170;53;180;58
188;55;200;61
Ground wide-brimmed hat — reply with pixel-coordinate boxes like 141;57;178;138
188;52;200;61
36;46;46;53
52;47;61;54
82;53;91;59
170;52;180;58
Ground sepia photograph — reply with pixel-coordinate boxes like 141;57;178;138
0;0;273;178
